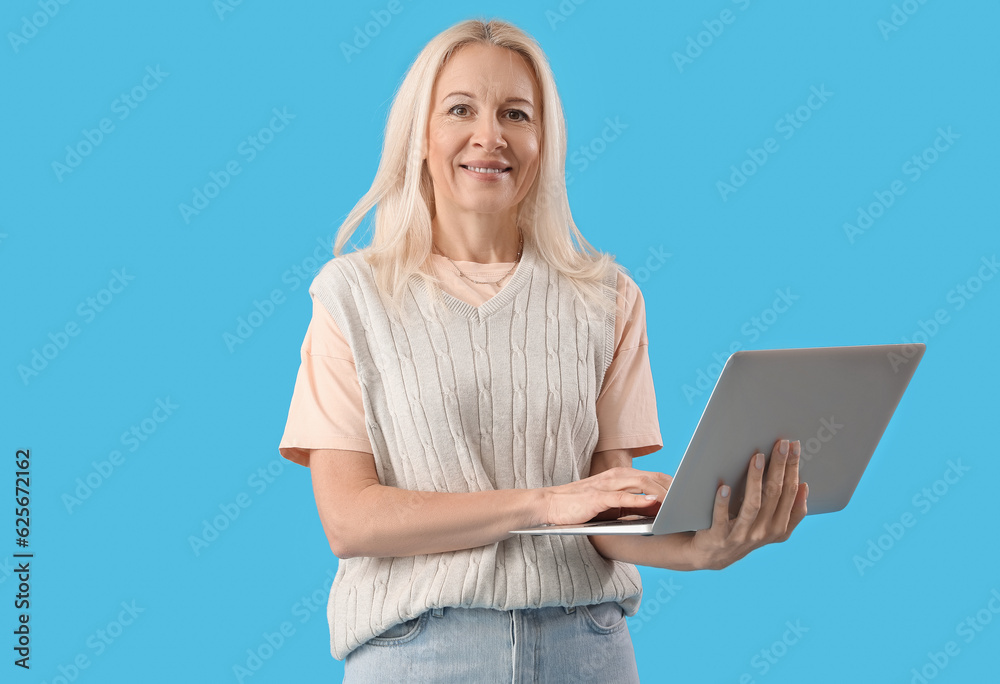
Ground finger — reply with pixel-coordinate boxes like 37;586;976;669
631;469;673;498
618;472;672;517
729;452;765;539
710;483;732;531
615;490;661;510
779;482;809;541
755;439;790;524
772;440;802;530
606;468;670;501
620;499;662;518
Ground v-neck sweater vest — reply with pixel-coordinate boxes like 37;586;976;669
309;239;643;660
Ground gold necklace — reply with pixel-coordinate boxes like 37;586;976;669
433;229;524;286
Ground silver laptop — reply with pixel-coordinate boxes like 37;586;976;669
510;343;925;536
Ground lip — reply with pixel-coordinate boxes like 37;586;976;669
461;159;512;170
460;162;511;181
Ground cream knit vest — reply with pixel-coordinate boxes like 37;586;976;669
309;239;643;660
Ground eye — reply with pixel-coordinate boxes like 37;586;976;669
507;109;530;122
448;104;470;116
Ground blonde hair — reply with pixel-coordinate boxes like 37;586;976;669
333;17;622;317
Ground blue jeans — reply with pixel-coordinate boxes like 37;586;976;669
343;602;641;683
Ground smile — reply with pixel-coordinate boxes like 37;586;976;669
461;165;511;175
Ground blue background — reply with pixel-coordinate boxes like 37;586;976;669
2;1;997;682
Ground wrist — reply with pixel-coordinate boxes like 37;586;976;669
692;537;733;571
531;487;552;527
678;533;716;571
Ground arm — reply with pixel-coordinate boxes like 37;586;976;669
311;448;544;558
588;442;809;571
587;449;706;571
310;448;670;559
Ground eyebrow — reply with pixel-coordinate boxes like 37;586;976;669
442;91;534;107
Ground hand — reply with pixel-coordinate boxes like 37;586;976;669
687;438;809;570
543;467;673;526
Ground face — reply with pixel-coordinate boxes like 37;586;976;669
424;43;541;219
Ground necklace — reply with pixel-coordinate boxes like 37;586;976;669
432;229;524;286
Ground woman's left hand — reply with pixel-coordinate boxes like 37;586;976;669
687;438;809;570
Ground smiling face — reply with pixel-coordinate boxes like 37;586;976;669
424;43;541;221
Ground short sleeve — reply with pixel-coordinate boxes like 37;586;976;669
277;293;373;467
594;271;663;457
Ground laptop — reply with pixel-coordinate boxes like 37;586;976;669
510;343;925;536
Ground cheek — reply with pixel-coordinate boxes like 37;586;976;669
427;128;453;163
508;131;539;166
519;133;540;166
431;123;464;149
519;140;541;180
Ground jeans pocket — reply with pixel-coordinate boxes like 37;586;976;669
580;601;627;635
368;613;427;646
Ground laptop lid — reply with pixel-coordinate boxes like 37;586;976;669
511;343;925;536
650;343;925;534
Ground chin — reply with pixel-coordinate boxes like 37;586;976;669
465;203;517;215
456;194;517;213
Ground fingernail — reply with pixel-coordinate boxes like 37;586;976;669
644;494;656;501
792;440;801;457
779;439;789;456
721;485;730;498
755;453;764;469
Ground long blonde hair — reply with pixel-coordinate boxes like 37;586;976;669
333;17;621;317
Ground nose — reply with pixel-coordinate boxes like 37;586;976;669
471;111;506;151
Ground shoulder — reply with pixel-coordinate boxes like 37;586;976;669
608;266;651;351
612;266;645;319
309;249;373;296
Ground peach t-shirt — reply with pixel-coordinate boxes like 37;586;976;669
278;254;662;466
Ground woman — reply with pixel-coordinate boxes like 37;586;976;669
278;18;807;682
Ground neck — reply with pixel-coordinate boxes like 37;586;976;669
431;206;521;263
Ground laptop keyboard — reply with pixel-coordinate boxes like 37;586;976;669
573;517;655;527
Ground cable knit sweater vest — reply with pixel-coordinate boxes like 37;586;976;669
309;239;643;660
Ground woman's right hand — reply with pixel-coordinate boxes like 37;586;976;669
543;467;673;525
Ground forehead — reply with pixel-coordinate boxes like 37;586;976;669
433;43;539;103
